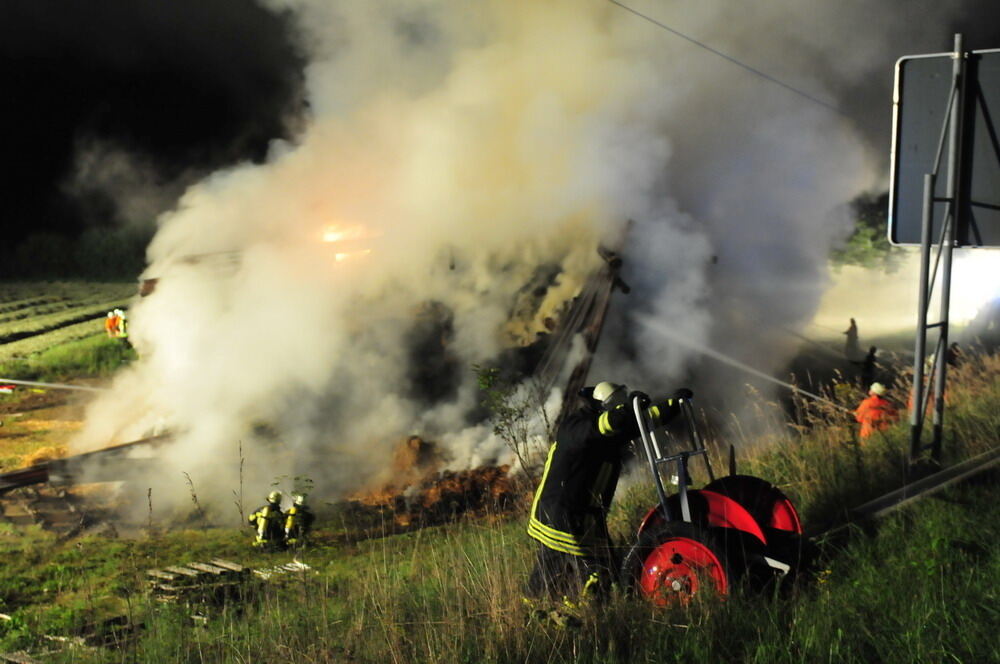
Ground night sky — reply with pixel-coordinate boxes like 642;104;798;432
0;0;305;250
3;1;1000;264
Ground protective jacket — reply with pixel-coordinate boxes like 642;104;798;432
105;315;120;337
528;398;679;556
854;394;898;439
248;502;284;546
284;504;315;543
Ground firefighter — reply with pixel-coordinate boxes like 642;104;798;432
844;317;864;362
525;381;689;608
284;494;315;547
114;308;130;347
854;382;898;440
248;490;285;550
104;311;119;338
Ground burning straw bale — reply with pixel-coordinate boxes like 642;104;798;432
347;438;520;529
347;468;515;527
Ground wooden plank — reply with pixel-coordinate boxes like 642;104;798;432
163;566;201;578
187;562;230;576
0;653;41;664
146;569;178;581
208;559;246;573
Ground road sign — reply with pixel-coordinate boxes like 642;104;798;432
889;48;1000;246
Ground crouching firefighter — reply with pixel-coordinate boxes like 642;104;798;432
284;494;315;547
526;381;689;606
248;491;286;550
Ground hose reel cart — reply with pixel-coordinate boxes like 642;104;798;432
621;392;810;605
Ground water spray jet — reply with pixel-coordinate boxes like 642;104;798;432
639;317;853;414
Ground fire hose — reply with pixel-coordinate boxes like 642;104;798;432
0;378;108;393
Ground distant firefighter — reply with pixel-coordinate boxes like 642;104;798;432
248;491;285;550
284;494;316;547
860;346;878;388
113;308;130;346
844;318;864;362
104;311;120;338
854;383;899;440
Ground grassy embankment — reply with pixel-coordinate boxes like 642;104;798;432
0;356;997;662
0;282;137;470
0;281;135;381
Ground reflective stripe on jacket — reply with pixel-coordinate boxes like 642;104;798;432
528;399;678;556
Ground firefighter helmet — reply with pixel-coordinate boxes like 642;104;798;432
869;382;886;395
267;490;282;503
592;381;627;410
293;494;306;506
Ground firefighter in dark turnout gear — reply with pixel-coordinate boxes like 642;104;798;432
248;491;285;550
284;494;315;547
526;381;687;603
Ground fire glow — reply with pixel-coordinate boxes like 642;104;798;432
322;223;378;262
321;224;372;243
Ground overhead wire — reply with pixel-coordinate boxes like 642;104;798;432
607;0;843;115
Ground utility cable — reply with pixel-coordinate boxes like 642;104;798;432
607;0;842;115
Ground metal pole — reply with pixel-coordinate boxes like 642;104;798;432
633;396;671;521
909;173;934;461
932;33;966;462
681;400;714;482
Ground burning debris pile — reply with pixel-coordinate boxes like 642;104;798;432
344;437;521;529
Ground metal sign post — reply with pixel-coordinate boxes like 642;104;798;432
906;35;966;463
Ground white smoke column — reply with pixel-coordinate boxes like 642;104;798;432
591;0;965;410
71;0;983;518
71;0;717;517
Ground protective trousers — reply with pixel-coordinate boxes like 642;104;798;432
525;543;613;603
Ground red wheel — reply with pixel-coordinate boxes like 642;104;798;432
621;523;732;606
639;536;728;605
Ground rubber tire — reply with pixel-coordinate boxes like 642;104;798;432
621;522;736;604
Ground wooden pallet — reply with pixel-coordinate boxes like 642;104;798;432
146;559;250;604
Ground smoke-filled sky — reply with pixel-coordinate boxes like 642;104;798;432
3;0;1000;240
5;1;1000;516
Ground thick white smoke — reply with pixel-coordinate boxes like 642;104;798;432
71;0;980;517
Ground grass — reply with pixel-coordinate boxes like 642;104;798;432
0;281;134;366
0;334;136;382
0;282;134;306
1;473;994;663
0;345;996;661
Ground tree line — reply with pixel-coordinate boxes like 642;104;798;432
0;226;151;280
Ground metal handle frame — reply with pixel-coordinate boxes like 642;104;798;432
631;394;713;524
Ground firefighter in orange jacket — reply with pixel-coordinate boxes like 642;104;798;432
526;381;688;602
104;311;120;338
854;382;898;440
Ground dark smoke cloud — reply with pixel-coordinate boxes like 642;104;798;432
0;0;306;241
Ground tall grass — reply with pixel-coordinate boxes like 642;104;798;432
74;472;994;664
2;354;997;663
0;335;136;381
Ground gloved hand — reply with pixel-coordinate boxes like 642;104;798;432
673;388;693;401
629;391;651;407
